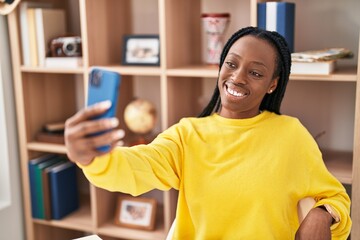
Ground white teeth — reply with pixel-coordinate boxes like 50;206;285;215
227;87;246;97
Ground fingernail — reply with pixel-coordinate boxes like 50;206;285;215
116;129;125;139
109;118;119;127
98;100;112;109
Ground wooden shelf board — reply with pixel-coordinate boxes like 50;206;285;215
20;66;84;74
101;65;162;76
97;221;166;240
166;65;358;82
33;200;93;232
322;150;353;184
27;142;67;154
166;65;219;78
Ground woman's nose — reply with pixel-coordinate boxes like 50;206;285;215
231;68;247;84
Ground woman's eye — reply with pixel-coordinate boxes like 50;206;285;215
225;61;236;68
250;71;263;78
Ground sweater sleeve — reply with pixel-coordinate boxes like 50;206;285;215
296;123;352;239
307;155;352;239
78;123;184;196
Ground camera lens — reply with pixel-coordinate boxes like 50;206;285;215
66;44;74;52
90;70;102;87
62;40;78;56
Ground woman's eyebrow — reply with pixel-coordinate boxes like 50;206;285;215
227;53;268;68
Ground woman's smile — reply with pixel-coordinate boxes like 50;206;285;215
224;81;249;98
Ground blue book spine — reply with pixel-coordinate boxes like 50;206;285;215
50;162;79;220
257;2;295;52
257;3;266;30
28;162;39;218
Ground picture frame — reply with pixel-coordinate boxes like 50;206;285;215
115;196;157;230
122;35;160;66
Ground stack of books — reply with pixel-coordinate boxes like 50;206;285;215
291;48;353;75
28;154;79;220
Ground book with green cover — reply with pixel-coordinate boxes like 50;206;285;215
28;153;57;218
34;155;66;219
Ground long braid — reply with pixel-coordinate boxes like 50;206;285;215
199;26;291;117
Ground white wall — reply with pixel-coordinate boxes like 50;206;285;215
0;15;24;240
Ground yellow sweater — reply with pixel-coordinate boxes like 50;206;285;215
80;111;351;239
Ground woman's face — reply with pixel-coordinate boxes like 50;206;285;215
218;35;279;119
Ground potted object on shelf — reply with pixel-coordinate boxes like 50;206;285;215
201;13;230;65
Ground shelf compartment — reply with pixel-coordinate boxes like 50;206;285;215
33;197;93;232
22;73;79;143
97;206;166;240
94;187;167;240
166;76;203;126
85;0;159;67
322;150;353;184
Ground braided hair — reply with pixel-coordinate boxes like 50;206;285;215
198;26;291;117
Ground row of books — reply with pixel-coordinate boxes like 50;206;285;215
28;153;79;220
19;1;82;68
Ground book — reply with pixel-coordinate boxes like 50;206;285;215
26;8;38;66
49;161;79;220
291;60;336;75
291;48;354;62
35;8;67;66
42;159;67;219
257;2;295;52
19;1;52;66
44;122;65;132
34;156;65;219
28;153;57;218
45;57;83;68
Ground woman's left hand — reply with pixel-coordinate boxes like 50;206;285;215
295;207;333;240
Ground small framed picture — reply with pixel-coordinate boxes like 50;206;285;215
115;196;157;230
122;35;160;66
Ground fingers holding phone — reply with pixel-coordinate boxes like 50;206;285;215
65;68;122;165
65;101;124;166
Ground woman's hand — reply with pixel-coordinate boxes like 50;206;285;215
295;207;333;240
64;101;125;166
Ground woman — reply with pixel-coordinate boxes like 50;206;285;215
65;27;351;239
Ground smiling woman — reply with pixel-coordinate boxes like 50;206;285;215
65;26;351;239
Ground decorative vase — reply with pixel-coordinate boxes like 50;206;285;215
201;13;230;65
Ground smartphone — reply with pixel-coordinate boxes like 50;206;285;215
87;68;121;152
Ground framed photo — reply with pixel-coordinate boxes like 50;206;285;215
115;196;157;230
122;35;160;66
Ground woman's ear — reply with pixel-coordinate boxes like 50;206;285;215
268;77;279;94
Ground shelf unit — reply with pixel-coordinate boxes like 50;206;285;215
6;0;360;239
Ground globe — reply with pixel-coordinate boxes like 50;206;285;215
124;98;157;135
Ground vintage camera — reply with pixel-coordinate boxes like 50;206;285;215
50;36;82;57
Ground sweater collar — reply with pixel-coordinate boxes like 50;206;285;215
212;111;273;126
